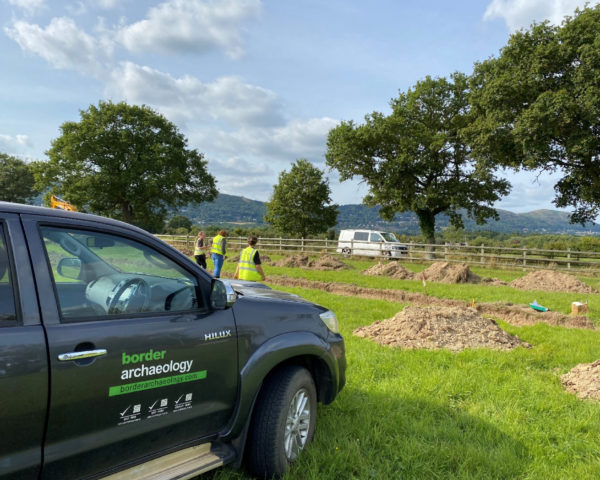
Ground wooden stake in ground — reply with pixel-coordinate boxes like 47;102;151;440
421;271;427;296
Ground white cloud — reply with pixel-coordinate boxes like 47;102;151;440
5;17;113;76
107;62;284;127
192;117;338;161
117;0;262;59
7;0;45;15
0;134;32;155
483;0;598;31
190;117;339;201
96;0;121;9
207;156;275;199
209;156;272;177
493;169;566;213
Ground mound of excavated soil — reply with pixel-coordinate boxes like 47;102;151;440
561;360;600;402
363;262;416;279
353;306;530;351
422;262;482;284
267;276;597;330
509;270;597;294
307;255;349;270
274;254;310;268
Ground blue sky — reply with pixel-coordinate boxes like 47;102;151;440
1;0;597;212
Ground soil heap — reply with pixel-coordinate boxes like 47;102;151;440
307;255;349;271
266;277;596;329
363;262;415;279
561;360;600;402
353;306;530;351
274;254;310;268
509;270;597;294
422;262;481;284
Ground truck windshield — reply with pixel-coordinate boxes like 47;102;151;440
381;232;399;242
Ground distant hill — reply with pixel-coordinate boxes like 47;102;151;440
177;194;600;235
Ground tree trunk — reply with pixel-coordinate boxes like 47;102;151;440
121;202;135;224
416;210;436;260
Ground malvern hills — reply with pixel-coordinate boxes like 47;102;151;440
178;194;600;235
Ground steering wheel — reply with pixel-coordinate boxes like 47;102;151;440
108;278;150;314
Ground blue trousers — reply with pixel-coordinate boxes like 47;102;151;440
211;253;224;278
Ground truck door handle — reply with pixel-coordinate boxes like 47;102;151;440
58;349;108;361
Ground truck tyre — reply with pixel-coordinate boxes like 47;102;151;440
245;366;317;479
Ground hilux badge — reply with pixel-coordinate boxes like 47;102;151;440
204;330;232;341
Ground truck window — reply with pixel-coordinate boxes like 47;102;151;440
354;232;369;241
0;224;16;325
381;232;399;242
369;233;384;242
40;226;205;321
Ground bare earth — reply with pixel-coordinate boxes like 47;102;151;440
353;306;530;351
562;360;600;402
363;261;507;285
267;276;595;330
509;270;598;294
266;261;600;401
274;254;349;270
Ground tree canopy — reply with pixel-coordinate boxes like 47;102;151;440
0;153;37;204
326;74;510;243
167;215;193;231
33;100;217;232
264;159;338;238
468;5;600;224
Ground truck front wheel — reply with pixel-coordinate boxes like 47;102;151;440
245;366;317;478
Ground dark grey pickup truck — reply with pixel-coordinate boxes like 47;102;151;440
0;202;345;480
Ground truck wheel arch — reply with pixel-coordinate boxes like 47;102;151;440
221;332;339;441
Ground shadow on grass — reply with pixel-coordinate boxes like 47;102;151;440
205;388;528;480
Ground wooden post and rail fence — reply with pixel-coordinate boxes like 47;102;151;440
155;234;600;274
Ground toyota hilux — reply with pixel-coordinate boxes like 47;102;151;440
0;202;345;480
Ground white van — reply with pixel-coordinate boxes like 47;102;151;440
336;229;408;258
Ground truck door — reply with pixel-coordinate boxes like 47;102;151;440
21;216;238;480
0;214;47;480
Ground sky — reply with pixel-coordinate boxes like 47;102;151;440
0;0;597;213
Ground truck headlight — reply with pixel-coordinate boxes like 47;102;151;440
319;310;339;334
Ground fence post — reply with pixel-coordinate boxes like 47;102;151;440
325;238;328;254
522;247;527;271
567;248;571;270
279;237;282;252
444;244;448;261
480;245;484;265
301;238;305;252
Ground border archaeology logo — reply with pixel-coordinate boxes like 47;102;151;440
108;348;206;397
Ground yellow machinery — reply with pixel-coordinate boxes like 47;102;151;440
50;195;77;212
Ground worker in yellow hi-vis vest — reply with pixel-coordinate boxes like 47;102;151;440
234;235;266;282
210;230;227;278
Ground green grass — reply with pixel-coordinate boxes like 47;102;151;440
202;259;600;480
211;255;600;321
206;286;600;480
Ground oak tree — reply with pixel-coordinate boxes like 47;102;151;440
0;153;37;204
326;74;510;244
264;159;338;238
468;5;600;223
33;101;217;232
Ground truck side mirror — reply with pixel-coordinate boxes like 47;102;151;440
57;258;82;280
211;279;237;309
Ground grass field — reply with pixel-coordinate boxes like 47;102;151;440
203;256;600;479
